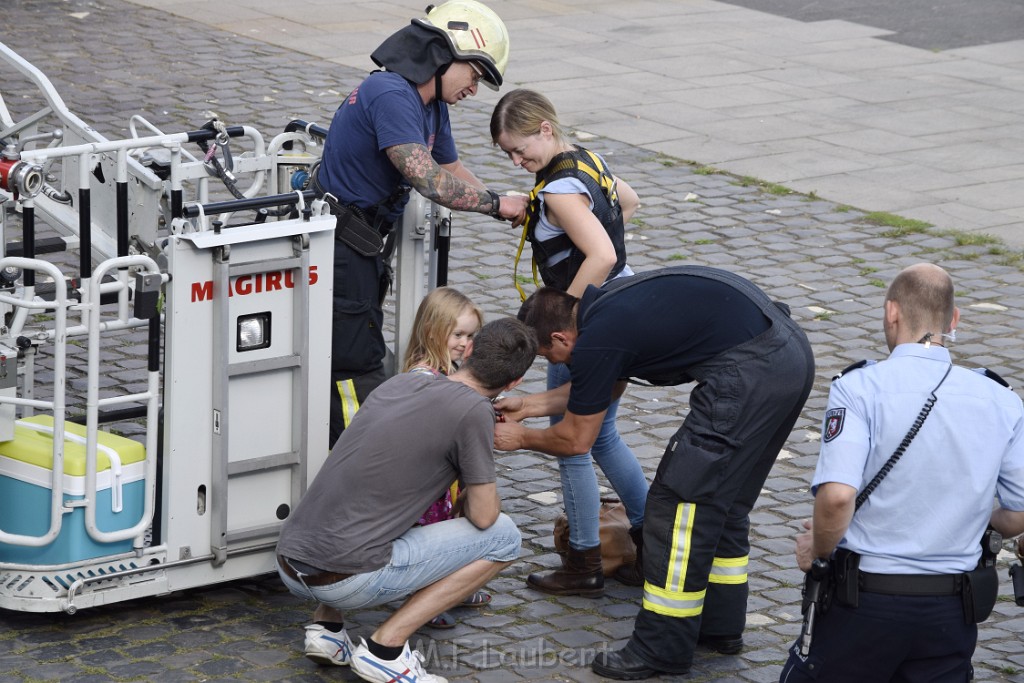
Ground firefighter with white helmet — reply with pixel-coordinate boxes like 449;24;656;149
314;0;523;449
304;1;525;673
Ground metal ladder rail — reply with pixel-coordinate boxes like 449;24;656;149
82;255;163;546
0;257;70;549
209;235;310;566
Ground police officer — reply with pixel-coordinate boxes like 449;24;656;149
316;0;527;447
780;263;1024;682
494;265;815;679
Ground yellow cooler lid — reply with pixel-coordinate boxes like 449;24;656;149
0;415;146;475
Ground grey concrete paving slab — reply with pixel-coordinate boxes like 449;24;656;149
170;0;1024;246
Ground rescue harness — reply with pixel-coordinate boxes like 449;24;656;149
514;146;627;300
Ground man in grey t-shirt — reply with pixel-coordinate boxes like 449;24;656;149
277;317;536;683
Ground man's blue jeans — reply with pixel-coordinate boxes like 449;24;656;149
278;515;520;609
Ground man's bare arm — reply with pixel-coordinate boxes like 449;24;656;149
810;482;857;559
990;506;1024;539
386;142;496;213
461;482;501;529
494;409;605;457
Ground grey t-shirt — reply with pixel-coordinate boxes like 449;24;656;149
277;372;498;574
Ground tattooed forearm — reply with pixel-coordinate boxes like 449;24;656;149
386;143;494;213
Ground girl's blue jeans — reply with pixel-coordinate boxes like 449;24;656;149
548;362;648;550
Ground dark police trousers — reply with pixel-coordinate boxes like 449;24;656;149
627;270;815;673
779;591;976;682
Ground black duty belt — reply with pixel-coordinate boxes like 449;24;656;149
277;554;353;587
859;570;961;596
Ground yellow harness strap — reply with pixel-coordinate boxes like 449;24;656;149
513;150;618;301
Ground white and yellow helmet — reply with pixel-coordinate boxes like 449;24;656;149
415;1;510;90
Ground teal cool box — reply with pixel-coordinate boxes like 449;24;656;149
0;416;146;565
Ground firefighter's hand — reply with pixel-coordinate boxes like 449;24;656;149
493;395;527;423
499;193;527;226
795;519;814;572
494;421;526;451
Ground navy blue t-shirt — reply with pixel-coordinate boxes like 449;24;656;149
317;71;458;222
567;275;771;416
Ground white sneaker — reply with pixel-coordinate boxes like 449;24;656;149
351;638;447;683
303;624;354;666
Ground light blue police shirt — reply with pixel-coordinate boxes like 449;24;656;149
812;343;1024;574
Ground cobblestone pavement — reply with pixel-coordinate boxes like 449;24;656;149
2;1;1024;681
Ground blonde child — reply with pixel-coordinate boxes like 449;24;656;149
403;286;483;377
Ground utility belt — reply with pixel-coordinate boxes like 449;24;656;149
821;545;999;624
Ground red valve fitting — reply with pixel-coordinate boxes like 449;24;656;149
0;157;44;198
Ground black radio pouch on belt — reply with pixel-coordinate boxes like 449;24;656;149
324;195;384;257
832;547;861;608
963;529;1001;624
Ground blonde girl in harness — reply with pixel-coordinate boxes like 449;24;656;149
489;89;649;596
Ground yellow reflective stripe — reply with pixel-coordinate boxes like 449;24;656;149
643;502;704;616
336;379;360;429
665;502;696;591
709;555;749;585
573;158;601;185
643;583;705;617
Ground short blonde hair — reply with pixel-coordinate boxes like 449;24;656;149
402;287;484;375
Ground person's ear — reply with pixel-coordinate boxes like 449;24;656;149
539;120;553;138
550;331;568;347
884;299;899;327
949;306;960;332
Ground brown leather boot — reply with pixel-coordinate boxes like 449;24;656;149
613;525;644;586
527;545;604;597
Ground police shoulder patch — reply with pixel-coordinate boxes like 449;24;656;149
823;408;846;442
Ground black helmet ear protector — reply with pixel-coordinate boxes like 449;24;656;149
425;3;446;103
434;62;452;104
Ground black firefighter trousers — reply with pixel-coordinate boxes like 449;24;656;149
626;288;815;673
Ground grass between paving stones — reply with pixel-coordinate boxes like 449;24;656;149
736;176;793;196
